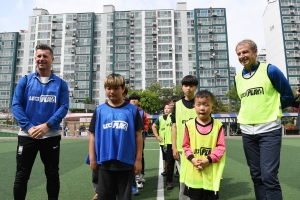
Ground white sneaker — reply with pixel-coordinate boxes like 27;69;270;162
136;181;143;188
136;173;146;183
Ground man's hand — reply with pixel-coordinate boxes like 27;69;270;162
30;123;49;139
28;126;37;136
172;148;180;161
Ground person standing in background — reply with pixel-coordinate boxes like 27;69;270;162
235;39;293;200
181;90;226;199
171;75;198;200
89;74;143;200
152;104;172;177
129;93;149;190
12;44;69;200
290;84;300;132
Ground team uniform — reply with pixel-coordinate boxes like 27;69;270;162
12;72;69;199
171;97;197;199
181;118;226;200
154;114;172;161
235;62;294;199
89;102;143;200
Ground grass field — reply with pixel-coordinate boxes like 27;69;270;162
1;137;300;200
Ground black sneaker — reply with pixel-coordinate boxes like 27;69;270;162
166;182;174;190
161;171;167;176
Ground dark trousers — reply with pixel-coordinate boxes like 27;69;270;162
166;144;175;183
92;169;98;193
14;135;61;200
98;168;134;200
160;145;167;161
242;128;282;200
141;140;145;175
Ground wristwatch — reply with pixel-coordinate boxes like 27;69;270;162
46;122;52;128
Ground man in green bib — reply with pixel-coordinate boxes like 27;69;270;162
235;39;294;200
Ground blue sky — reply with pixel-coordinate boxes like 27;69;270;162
0;0;268;72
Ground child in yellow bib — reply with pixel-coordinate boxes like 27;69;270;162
181;90;226;200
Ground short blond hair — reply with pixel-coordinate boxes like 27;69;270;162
104;73;125;88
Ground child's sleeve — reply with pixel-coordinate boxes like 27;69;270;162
88;110;97;133
182;125;194;161
208;126;226;163
135;109;144;131
143;111;149;132
154;118;159;126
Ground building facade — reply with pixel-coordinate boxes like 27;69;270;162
0;2;231;111
257;48;267;63
263;0;300;86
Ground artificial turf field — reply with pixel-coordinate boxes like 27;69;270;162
1;137;300;200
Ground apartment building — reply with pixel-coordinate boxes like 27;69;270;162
263;0;300;86
257;48;267;63
0;2;231;111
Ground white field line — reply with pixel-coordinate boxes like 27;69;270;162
157;148;165;200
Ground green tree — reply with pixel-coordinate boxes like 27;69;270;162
161;87;173;99
225;84;241;112
173;85;183;97
69;97;93;113
146;81;162;94
137;90;162;114
82;97;92;104
213;98;228;113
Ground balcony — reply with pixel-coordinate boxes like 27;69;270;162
158;39;172;43
0;67;12;73
212;20;226;25
159;74;173;78
115;32;129;36
53;58;61;63
0;86;10;90
1;36;15;40
145;14;156;18
0;78;12;81
0;61;12;65
145;65;157;70
158;22;172;26
145;74;157;78
157;14;171;18
0;44;14;48
75;59;89;63
0;52;13;57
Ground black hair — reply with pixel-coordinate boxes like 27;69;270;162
163;103;170;109
170;95;180;103
181;75;198;86
194;90;216;105
124;97;130;103
129;93;141;101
